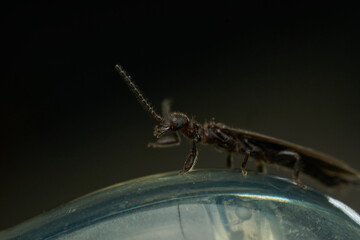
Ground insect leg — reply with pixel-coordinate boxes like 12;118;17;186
179;140;198;174
293;156;306;189
256;159;267;173
241;150;251;176
277;150;306;189
148;132;180;148
226;152;233;168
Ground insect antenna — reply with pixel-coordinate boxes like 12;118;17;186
115;65;163;122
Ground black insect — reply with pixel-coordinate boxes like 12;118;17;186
115;65;360;188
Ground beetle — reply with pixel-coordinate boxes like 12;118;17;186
115;65;360;188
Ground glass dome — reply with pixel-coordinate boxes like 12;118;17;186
1;169;359;240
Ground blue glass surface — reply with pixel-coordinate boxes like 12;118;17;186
1;169;359;239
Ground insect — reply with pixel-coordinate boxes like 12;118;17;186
115;65;360;188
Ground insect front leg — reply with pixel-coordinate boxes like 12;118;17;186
179;140;198;174
148;132;180;148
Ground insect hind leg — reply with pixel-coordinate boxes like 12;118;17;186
277;150;307;189
256;159;267;173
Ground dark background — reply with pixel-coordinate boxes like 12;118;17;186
1;2;360;230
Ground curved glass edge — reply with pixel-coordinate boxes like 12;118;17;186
327;196;360;225
0;169;359;239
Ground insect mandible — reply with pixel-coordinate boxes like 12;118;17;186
115;65;360;189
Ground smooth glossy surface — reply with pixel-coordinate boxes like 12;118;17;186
1;170;359;240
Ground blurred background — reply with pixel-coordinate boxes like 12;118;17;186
1;2;359;230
